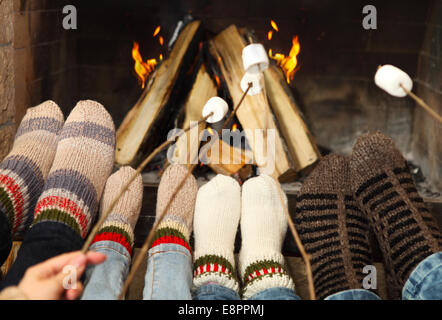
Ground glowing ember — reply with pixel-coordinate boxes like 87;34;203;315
159;36;164;46
267;30;273;41
269;36;301;84
132;41;157;89
207;127;214;135
270;20;279;32
215;75;221;88
153;26;161;37
232;123;238;132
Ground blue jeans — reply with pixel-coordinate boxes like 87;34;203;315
81;240;131;300
82;243;442;300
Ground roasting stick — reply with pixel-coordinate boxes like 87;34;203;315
242;42;316;299
81;112;214;253
118;87;252;299
375;64;442;124
400;84;442;124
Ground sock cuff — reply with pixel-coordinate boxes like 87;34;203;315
193;254;239;292
157;218;191;242
91;220;135;255
151;226;192;253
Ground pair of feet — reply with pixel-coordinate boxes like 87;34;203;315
296;133;442;299
151;165;294;299
0;100;143;262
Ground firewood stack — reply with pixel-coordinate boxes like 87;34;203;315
115;20;321;183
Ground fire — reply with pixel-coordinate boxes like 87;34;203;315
232;123;238;132
132;42;157;89
267;30;273;41
270;20;279;32
215;75;221;88
269;36;301;84
159;36;164;46
153;26;161;37
207;127;214;135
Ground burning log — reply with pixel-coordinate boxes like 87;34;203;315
116;21;202;166
264;66;321;172
209;25;295;181
171;64;217;166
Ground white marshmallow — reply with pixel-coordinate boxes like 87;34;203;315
202;97;229;123
242;43;269;74
240;71;264;96
375;65;413;97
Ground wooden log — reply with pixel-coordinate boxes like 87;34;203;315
116;21;202;166
264;66;321;173
170;64;217;166
209;25;295;181
206;138;253;176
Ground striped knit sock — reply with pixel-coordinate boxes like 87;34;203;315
193;174;241;293
0;101;64;235
295;154;374;300
239;175;295;299
32;100;115;238
91;166;143;256
151;164;197;253
350;132;441;293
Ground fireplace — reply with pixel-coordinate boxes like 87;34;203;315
0;0;441;298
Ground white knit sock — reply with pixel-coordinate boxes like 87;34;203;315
193;174;241;293
239;174;295;299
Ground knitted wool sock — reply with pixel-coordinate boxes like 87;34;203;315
151;164;197;253
0;101;64;235
239;175;295;299
295;154;374;300
32;100;115;238
91;166;143;256
193;174;241;293
350;132;441;293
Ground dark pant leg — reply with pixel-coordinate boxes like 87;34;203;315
0;209;12;266
0;222;83;289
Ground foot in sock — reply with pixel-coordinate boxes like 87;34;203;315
239;175;295;299
32;100;115;238
91;166;143;256
151;164;197;253
350;132;441;292
0;101;64;235
295;154;374;300
193;174;241;293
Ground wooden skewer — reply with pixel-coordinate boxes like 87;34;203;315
400;84;442;124
221;82;252;131
81;113;214;253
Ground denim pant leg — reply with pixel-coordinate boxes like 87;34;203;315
194;284;241;300
402;252;442;300
143;243;193;300
325;289;381;300
249;287;301;300
81;241;131;300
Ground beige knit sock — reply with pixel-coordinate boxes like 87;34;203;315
193;174;241;293
91;166;143;256
32;100;115;238
239;174;294;299
151;164;197;252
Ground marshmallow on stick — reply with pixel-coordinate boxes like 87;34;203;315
202;97;229;123
375;64;442;123
241;43;269;96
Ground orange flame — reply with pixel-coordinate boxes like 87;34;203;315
232;123;238;132
270;20;279;32
269;36;301;84
132;42;157;89
215;75;220;88
207;127;214;135
159;36;164;46
153;26;161;37
267;30;273;41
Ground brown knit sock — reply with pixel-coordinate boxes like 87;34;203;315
295;154;374;300
350;132;441;295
